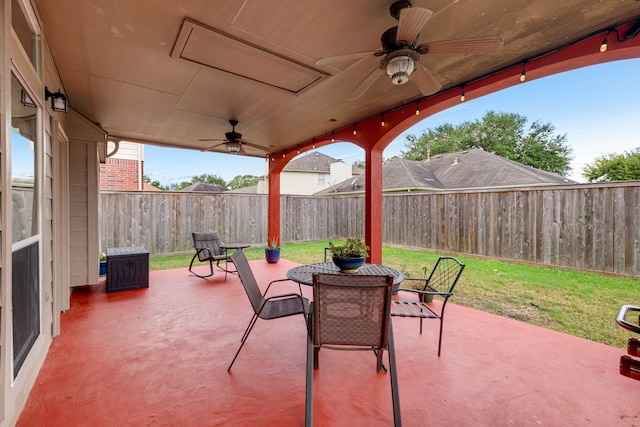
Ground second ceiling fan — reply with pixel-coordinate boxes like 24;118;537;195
316;0;504;100
199;120;267;155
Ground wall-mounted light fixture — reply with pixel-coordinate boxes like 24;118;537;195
45;87;68;113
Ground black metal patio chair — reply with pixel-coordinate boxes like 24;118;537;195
390;256;465;356
188;231;230;280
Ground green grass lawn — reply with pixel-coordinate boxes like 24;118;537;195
150;240;640;348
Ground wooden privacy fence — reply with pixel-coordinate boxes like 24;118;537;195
100;181;640;276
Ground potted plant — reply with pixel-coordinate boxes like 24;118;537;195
327;237;369;273
99;252;107;276
265;238;281;264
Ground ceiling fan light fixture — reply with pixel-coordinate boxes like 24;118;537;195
386;55;415;84
225;140;242;154
381;50;419;86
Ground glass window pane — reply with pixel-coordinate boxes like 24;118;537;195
11;74;38;242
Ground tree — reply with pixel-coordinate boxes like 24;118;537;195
191;173;227;186
353;159;365;169
582;147;640;182
228;174;257;190
143;175;167;191
168;181;192;191
400;111;573;176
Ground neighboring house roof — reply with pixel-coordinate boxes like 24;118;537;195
180;183;228;192
143;182;162;191
284;151;363;175
317;148;576;194
226;185;259;194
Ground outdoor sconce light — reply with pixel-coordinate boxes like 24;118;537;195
45;87;68;113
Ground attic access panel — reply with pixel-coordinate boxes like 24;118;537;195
171;18;328;94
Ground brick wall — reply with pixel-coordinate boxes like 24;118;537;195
100;158;143;191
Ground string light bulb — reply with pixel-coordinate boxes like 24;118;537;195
520;63;526;82
312;138;315;149
353;124;357;136
460;86;466;102
331;132;335;143
600;38;608;52
381;114;385;127
297;145;300;154
415;102;420;116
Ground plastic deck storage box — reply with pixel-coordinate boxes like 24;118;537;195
106;246;149;292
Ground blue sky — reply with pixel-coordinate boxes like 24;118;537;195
144;58;640;185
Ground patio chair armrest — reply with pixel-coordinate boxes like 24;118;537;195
264;278;298;295
262;293;310;315
402;277;428;283
195;247;212;258
395;287;421;294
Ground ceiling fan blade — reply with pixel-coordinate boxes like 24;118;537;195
316;51;375;66
396;7;434;45
424;36;504;54
346;68;384;101
198;138;225;142
412;63;442;96
242;141;270;152
202;142;225;151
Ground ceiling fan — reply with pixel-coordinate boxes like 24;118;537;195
316;0;504;100
199;120;267;154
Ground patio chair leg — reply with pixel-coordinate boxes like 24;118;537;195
305;313;314;427
227;314;259;371
437;318;444;357
388;321;402;427
188;255;214;278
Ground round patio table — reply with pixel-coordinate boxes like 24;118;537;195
286;262;404;286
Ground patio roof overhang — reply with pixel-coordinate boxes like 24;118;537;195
32;0;640;259
33;0;640;156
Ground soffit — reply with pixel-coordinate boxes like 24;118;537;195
32;0;640;157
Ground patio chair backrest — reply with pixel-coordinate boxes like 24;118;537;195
192;231;224;262
312;273;393;349
230;250;265;314
424;256;465;294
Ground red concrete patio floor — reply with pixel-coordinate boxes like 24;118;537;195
17;259;639;426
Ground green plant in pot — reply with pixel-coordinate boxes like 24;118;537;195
327;237;369;273
265;238;281;264
99;251;107;276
